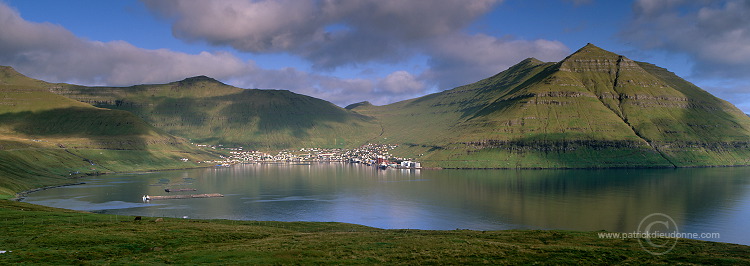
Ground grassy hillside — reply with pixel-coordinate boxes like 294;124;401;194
6;43;750;169
53;76;381;149
0;67;219;198
1;200;748;264
353;44;750;168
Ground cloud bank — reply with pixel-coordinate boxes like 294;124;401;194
0;1;571;106
142;0;570;99
623;0;750;78
0;3;249;86
142;0;500;68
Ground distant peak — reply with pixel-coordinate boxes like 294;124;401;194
556;43;627;72
576;43;606;52
519;57;545;66
583;42;599;49
178;75;224;85
0;65;22;76
568;43;617;58
491;57;546;76
0;65;39;85
345;101;373;110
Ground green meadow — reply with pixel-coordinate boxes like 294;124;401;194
1;200;748;264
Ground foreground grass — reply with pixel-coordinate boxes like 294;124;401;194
1;201;748;264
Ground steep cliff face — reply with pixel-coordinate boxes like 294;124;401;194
556;44;750;166
354;44;750;168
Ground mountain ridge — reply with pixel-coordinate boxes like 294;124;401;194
352;43;750;168
0;69;220;197
4;43;750;168
52;75;382;149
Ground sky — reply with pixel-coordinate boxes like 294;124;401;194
1;0;750;112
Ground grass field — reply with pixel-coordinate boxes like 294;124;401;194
1;200;748;264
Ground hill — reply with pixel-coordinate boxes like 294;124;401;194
352;44;750;168
52;76;381;149
7;43;750;169
0;67;218;198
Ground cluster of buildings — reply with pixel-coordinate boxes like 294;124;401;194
200;143;420;169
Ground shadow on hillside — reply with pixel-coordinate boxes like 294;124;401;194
457;64;556;121
151;97;210;127
0;107;153;150
216;90;358;139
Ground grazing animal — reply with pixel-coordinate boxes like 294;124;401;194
154;218;164;222
134;216;142;221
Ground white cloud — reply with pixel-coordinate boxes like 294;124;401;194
142;0;502;69
0;2;408;106
0;3;250;86
423;33;570;89
378;71;425;94
141;0;571;97
623;0;750;78
0;1;574;108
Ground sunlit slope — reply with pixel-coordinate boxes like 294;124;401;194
7;43;749;169
0;67;217;197
54;76;381;149
354;44;750;168
633;61;750;166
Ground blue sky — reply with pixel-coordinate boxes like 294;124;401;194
1;0;749;112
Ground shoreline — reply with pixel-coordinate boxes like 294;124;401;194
11;164;213;201
11;182;87;201
3;198;748;248
2;199;748;264
16;161;750;201
227;160;750;170
9;163;750;247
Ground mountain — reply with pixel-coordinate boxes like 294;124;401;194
53;76;381;149
351;44;750;168
5;43;749;169
0;66;217;197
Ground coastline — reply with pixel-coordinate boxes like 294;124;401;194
10;162;750;247
9;164;213;202
11;182;86;202
3;163;749;265
0;199;748;264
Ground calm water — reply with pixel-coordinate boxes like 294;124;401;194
23;163;750;245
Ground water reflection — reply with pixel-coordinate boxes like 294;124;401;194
22;163;750;245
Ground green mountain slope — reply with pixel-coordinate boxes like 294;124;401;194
0;67;218;197
5;43;748;170
353;44;750;168
53;76;381;149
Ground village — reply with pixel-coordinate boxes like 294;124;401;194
198;143;421;169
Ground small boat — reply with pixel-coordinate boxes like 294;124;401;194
143;193;224;200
